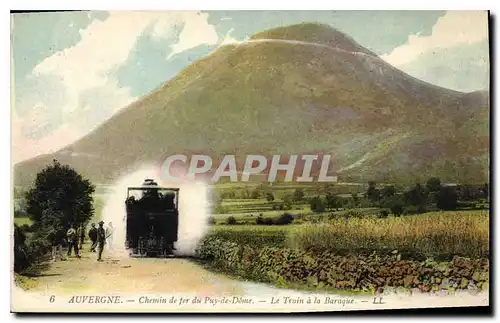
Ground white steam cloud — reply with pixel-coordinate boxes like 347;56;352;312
100;166;211;258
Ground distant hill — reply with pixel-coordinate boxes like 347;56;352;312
14;23;490;187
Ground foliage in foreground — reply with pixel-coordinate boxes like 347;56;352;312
14;224;51;274
26;160;95;229
14;160;95;274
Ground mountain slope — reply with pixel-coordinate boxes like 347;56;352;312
14;23;489;186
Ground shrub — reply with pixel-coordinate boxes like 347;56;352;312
226;216;237;225
388;196;405;217
379;210;389;218
208;216;217;225
20;224;35;233
310;196;325;213
26;160;95;229
391;204;404;217
14;224;52;274
293;189;305;202
251;190;261;199
275;213;294;225
14;224;30;273
437;186;458;210
263;218;275;225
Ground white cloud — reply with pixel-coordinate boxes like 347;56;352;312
167;12;219;59
14;11;221;162
12;110;84;163
381;11;489;67
220;28;242;46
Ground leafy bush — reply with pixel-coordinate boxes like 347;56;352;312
226;216;237;225
14;224;30;273
437;186;458;210
275;213;294;225
310;196;325;213
379;210;389;218
293;189;305;202
26;160;95;229
14;224;52;274
263;217;275;225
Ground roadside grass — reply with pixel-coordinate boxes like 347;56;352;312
14;273;39;290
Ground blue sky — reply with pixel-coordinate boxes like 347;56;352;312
11;11;489;162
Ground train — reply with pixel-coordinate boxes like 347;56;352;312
125;179;179;257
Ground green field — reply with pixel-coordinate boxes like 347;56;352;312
208;209;489;260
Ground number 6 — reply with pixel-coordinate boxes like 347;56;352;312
50;295;55;303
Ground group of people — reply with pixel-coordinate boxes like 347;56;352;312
51;221;115;262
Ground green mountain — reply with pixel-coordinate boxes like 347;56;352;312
14;23;490;186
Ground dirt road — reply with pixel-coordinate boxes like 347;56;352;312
27;248;245;296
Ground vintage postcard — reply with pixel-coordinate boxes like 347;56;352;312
10;10;490;313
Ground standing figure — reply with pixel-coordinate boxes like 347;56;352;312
97;221;106;261
66;224;80;258
105;222;114;250
50;228;66;261
88;223;98;252
79;224;85;250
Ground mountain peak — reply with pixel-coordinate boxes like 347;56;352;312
249;22;374;55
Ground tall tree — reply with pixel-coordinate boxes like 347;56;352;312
426;177;442;193
265;192;275;202
325;193;340;210
436;186;458;210
351;192;360;207
366;181;381;203
26;160;95;231
405;183;427;212
293;188;305;202
381;185;396;198
310;196;325;213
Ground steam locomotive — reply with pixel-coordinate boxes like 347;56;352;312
125;179;179;257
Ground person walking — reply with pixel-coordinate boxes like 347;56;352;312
88;223;98;252
97;221;106;261
78;224;85;250
66;224;80;258
105;222;114;250
50;228;66;261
